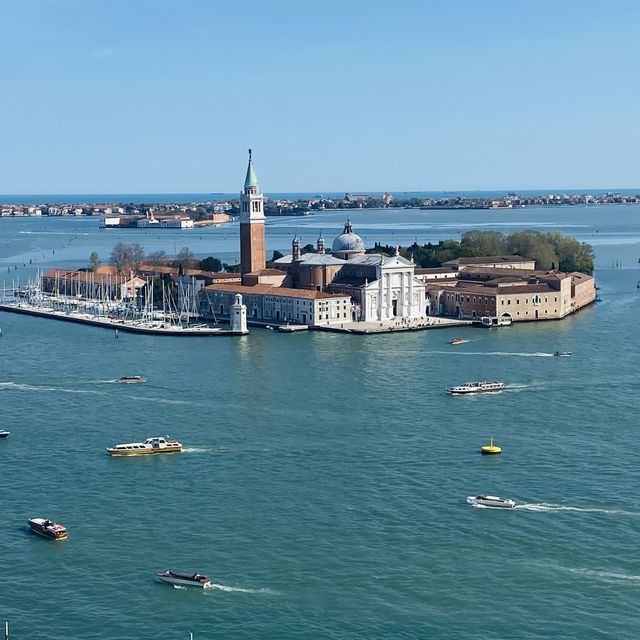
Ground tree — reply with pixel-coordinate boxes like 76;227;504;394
175;247;195;269
110;242;133;275
146;250;168;272
272;250;284;261
199;256;222;272
88;251;101;271
461;231;506;256
130;243;145;272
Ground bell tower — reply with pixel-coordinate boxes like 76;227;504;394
240;149;266;280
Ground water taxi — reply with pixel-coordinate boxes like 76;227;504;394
0;430;10;439
155;570;211;588
480;436;502;455
448;337;468;345
106;436;182;456
27;517;68;540
466;495;516;509
117;375;147;384
446;381;505;395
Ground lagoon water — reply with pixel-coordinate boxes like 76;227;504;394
1;205;640;639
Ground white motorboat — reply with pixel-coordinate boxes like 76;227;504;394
466;495;516;509
0;430;10;438
446;381;505;395
106;436;182;456
27;517;69;540
117;375;147;384
155;570;211;588
553;351;572;357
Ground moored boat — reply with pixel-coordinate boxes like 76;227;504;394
466;495;516;509
446;381;505;395
155;570;211;588
27;517;68;540
106;436;182;456
448;337;468;345
0;430;10;438
117;375;147;384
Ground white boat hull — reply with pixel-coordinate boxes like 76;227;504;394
156;575;211;588
467;495;516;509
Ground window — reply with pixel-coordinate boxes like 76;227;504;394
516;299;519;304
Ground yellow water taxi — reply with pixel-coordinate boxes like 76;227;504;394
107;436;182;456
480;436;502;455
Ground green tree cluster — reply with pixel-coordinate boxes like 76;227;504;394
366;230;594;274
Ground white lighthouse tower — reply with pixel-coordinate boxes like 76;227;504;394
230;293;248;334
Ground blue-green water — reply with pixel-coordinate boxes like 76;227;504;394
1;209;640;639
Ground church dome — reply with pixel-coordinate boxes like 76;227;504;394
332;219;364;256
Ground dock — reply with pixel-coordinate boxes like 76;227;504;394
0;303;247;336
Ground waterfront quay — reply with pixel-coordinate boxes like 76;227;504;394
0;302;247;336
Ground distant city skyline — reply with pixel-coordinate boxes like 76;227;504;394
2;1;640;193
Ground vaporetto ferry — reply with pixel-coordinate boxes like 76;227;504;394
446;381;505;395
106;436;182;456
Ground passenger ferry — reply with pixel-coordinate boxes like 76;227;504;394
446;381;505;395
155;570;211;588
106;436;182;456
27;517;68;540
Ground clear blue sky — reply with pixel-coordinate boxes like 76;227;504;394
1;0;639;193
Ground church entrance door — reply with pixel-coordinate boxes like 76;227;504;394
392;298;398;317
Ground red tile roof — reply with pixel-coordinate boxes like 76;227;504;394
205;283;348;300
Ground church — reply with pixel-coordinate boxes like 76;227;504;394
200;152;427;327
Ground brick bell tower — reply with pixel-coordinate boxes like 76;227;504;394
239;149;266;282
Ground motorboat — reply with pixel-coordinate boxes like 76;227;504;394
553;351;572;357
27;517;68;540
117;375;147;384
480;436;502;455
0;430;10;438
155;570;211;588
446;381;505;395
448;337;468;345
106;436;182;456
466;495;516;509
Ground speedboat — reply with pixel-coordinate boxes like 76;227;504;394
466;495;516;509
155;570;211;588
27;517;68;540
448;337;468;345
446;381;505;395
553;351;572;357
106;436;182;456
0;430;10;438
117;375;147;384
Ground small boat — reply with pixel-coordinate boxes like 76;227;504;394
448;337;468;345
155;570;211;588
466;495;516;509
106;436;182;456
0;430;10;438
446;381;505;395
480;436;501;455
553;351;572;357
27;517;68;540
117;375;147;384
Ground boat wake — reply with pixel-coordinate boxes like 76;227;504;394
553;565;640;585
432;351;554;358
516;503;640;517
0;381;106;395
172;584;187;590
207;583;277;595
181;447;210;454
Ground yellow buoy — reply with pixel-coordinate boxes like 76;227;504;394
481;436;502;455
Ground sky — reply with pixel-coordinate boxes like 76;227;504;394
1;0;639;194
